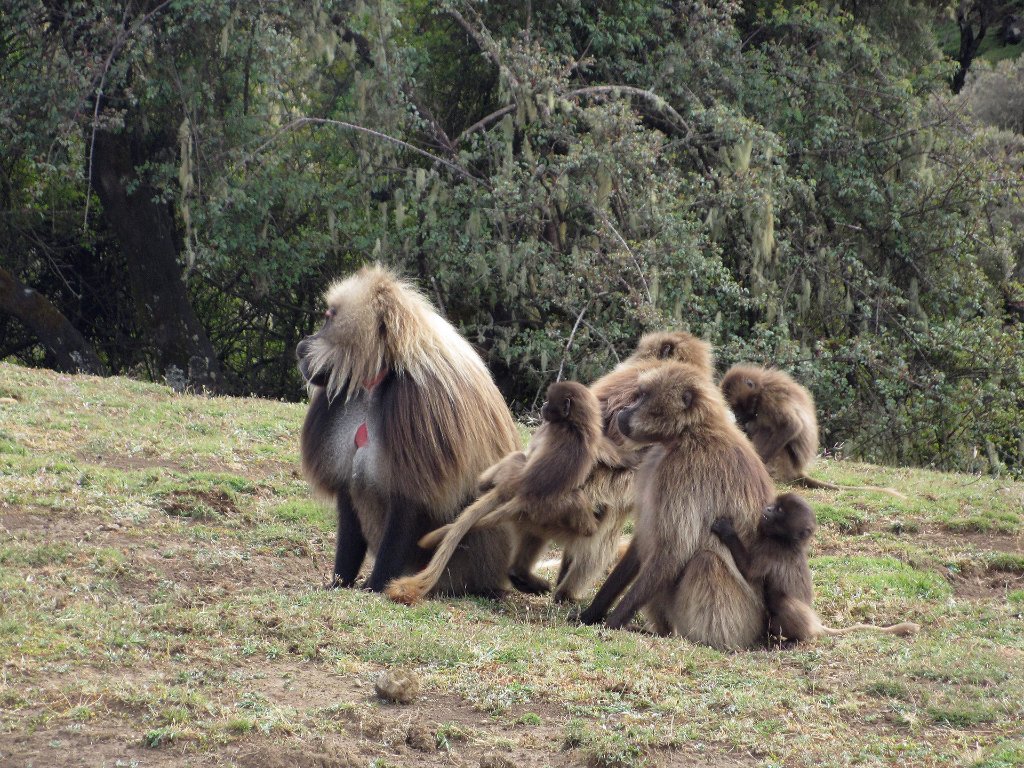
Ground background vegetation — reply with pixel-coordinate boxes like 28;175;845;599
3;0;1024;475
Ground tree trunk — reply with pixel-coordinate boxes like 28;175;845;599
0;267;107;374
952;3;991;94
90;119;224;392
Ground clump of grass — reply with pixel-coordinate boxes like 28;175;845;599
563;719;646;768
814;503;867;534
926;703;1000;727
864;680;913;701
143;726;178;748
972;740;1024;768
986;553;1024;574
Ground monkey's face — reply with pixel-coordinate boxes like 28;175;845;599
632;331;712;372
616;362;719;443
542;381;598;427
720;366;762;423
759;493;817;544
295;268;390;395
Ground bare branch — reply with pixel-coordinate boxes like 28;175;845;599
556;303;588;382
252;117;487;188
593;207;653;305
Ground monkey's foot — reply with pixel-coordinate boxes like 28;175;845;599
384;577;426;605
551;587;582;605
509;569;551;595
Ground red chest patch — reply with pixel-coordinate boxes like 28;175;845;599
354;422;369;449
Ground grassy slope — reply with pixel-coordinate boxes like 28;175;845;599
0;362;1022;768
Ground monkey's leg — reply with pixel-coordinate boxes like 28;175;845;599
710;523;753;581
552;505;625;603
669;551;765;650
364;496;423;592
332;487;367;588
579;539;641;625
508;532;552;594
386;490;503;604
750;422;800;466
605;560;675;630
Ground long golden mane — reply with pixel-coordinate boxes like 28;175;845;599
303;264;495;405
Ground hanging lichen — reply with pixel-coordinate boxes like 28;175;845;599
467;208;482;241
743;193;775;294
720;138;753;173
797;276;812;318
394;188;405;229
220;9;238;58
596;165;612;209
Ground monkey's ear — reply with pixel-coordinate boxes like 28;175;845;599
681;389;694;409
659;342;674;359
562;397;572;418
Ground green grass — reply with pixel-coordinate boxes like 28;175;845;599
0;362;1022;767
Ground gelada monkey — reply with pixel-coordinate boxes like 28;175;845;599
552;331;715;603
296;265;518;595
711;494;920;642
386;381;627;605
720;364;905;498
580;362;771;650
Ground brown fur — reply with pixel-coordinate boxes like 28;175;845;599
721;365;906;498
297;264;519;595
579;362;772;650
386;381;618;605
552;331;714;603
712;494;920;642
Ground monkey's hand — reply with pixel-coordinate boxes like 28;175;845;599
710;516;735;538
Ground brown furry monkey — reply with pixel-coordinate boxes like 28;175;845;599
720;364;905;498
591;331;714;444
580;362;772;650
711;494;920;642
296;265;519;596
385;381;624;605
551;331;714;603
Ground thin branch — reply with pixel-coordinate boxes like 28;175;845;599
566;85;692;137
593;207;653;304
556;303;588;382
446;5;521;92
456;85;691;146
455;104;516;145
252;117;487;188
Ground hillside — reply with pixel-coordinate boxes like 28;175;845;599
0;363;1021;768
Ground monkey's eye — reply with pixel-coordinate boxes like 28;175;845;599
659;342;674;359
562;397;572;418
681;389;694;409
745;379;754;389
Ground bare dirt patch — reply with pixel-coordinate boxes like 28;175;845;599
161;489;242;520
913;529;1024;554
950;571;1024;599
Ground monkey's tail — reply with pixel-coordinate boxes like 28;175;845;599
792;476;907;499
820;621;921;636
385;491;505;605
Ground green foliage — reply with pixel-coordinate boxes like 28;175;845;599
2;1;1023;474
